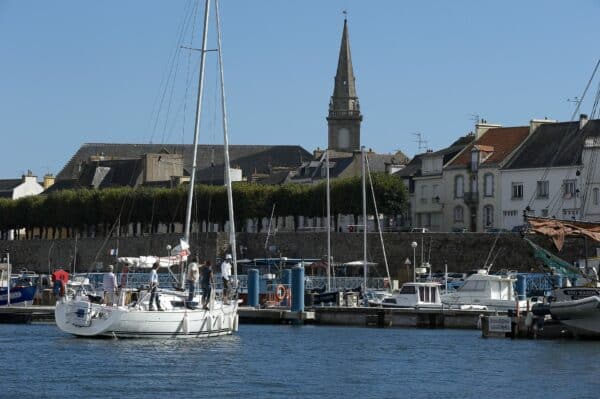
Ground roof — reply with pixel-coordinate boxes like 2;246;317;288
504;120;600;169
57;143;312;181
394;134;474;179
0;179;22;198
395;155;423;178
448;126;529;168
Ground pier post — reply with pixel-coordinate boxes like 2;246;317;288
248;269;260;308
516;274;527;301
291;266;304;312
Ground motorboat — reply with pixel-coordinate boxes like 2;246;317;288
381;282;442;309
441;269;526;311
0;262;37;306
546;287;600;338
366;290;393;307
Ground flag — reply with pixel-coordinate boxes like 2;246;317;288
110;248;118;256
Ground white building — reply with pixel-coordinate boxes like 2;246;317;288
500;115;600;229
0;171;44;240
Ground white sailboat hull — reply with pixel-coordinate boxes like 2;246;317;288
550;296;600;337
55;299;239;338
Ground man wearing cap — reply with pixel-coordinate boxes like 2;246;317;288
103;265;118;306
221;254;232;303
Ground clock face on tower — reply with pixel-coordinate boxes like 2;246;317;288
338;128;350;149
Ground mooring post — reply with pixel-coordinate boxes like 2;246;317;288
248;269;260;308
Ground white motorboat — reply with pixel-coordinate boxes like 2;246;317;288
548;287;600;338
56;0;240;339
381;282;442;309
441;269;526;311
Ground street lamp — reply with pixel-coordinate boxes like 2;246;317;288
411;241;418;282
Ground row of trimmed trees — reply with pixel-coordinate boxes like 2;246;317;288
0;173;407;239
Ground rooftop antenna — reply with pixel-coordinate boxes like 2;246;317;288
567;96;581;107
412;132;428;153
469;113;481;123
342;9;348;20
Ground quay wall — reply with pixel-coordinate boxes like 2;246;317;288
2;232;592;280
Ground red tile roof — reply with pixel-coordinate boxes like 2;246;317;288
448;126;529;167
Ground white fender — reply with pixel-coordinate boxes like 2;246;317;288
182;313;189;335
233;313;239;332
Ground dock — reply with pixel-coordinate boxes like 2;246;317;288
0;305;55;324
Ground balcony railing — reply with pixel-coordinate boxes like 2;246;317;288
463;192;479;205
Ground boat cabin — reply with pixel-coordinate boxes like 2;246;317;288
381;282;442;308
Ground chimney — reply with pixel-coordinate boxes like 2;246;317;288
580;114;589;130
475;121;502;138
529;118;557;135
43;174;55;189
21;170;37;184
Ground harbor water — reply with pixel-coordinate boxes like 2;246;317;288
3;324;600;398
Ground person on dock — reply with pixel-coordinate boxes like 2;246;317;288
102;265;118;306
221;254;232;304
149;261;163;311
51;269;69;298
186;256;200;307
200;260;213;310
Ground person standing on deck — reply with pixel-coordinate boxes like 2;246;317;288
221;254;232;304
149;262;163;311
102;265;118;306
200;260;213;310
186;256;200;308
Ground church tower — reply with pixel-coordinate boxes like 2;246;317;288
327;18;362;152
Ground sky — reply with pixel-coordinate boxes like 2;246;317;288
1;0;599;179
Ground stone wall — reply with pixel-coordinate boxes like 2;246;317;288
4;232;594;282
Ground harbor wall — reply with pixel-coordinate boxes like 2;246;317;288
3;232;593;279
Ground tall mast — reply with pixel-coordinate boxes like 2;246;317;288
215;0;238;283
326;149;331;291
362;146;367;291
183;0;211;243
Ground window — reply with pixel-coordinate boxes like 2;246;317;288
399;285;416;294
542;208;549;217
594;188;600;206
454;175;464;198
484;174;494;197
503;210;518;217
483;205;494;227
432;184;439;202
512;183;523;199
420;185;428;204
461;280;487;291
536;180;549;199
454;206;464;222
564;179;576;198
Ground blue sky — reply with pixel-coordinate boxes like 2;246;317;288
1;0;599;179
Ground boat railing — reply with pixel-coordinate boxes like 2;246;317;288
81;273;387;293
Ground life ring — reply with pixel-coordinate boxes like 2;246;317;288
275;284;287;301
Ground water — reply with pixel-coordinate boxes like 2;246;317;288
2;324;600;399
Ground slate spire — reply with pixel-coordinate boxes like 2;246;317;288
330;18;359;111
327;17;362;152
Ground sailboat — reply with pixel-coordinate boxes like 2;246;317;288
55;0;239;338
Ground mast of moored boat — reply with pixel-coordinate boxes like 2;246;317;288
361;146;367;292
326;149;331;292
183;0;211;245
215;0;238;287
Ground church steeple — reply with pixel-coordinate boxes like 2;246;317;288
327;17;362;152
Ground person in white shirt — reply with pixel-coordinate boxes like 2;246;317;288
102;265;118;306
221;254;232;303
149;261;163;311
186;256;200;307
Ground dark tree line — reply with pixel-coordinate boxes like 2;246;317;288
0;173;407;238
